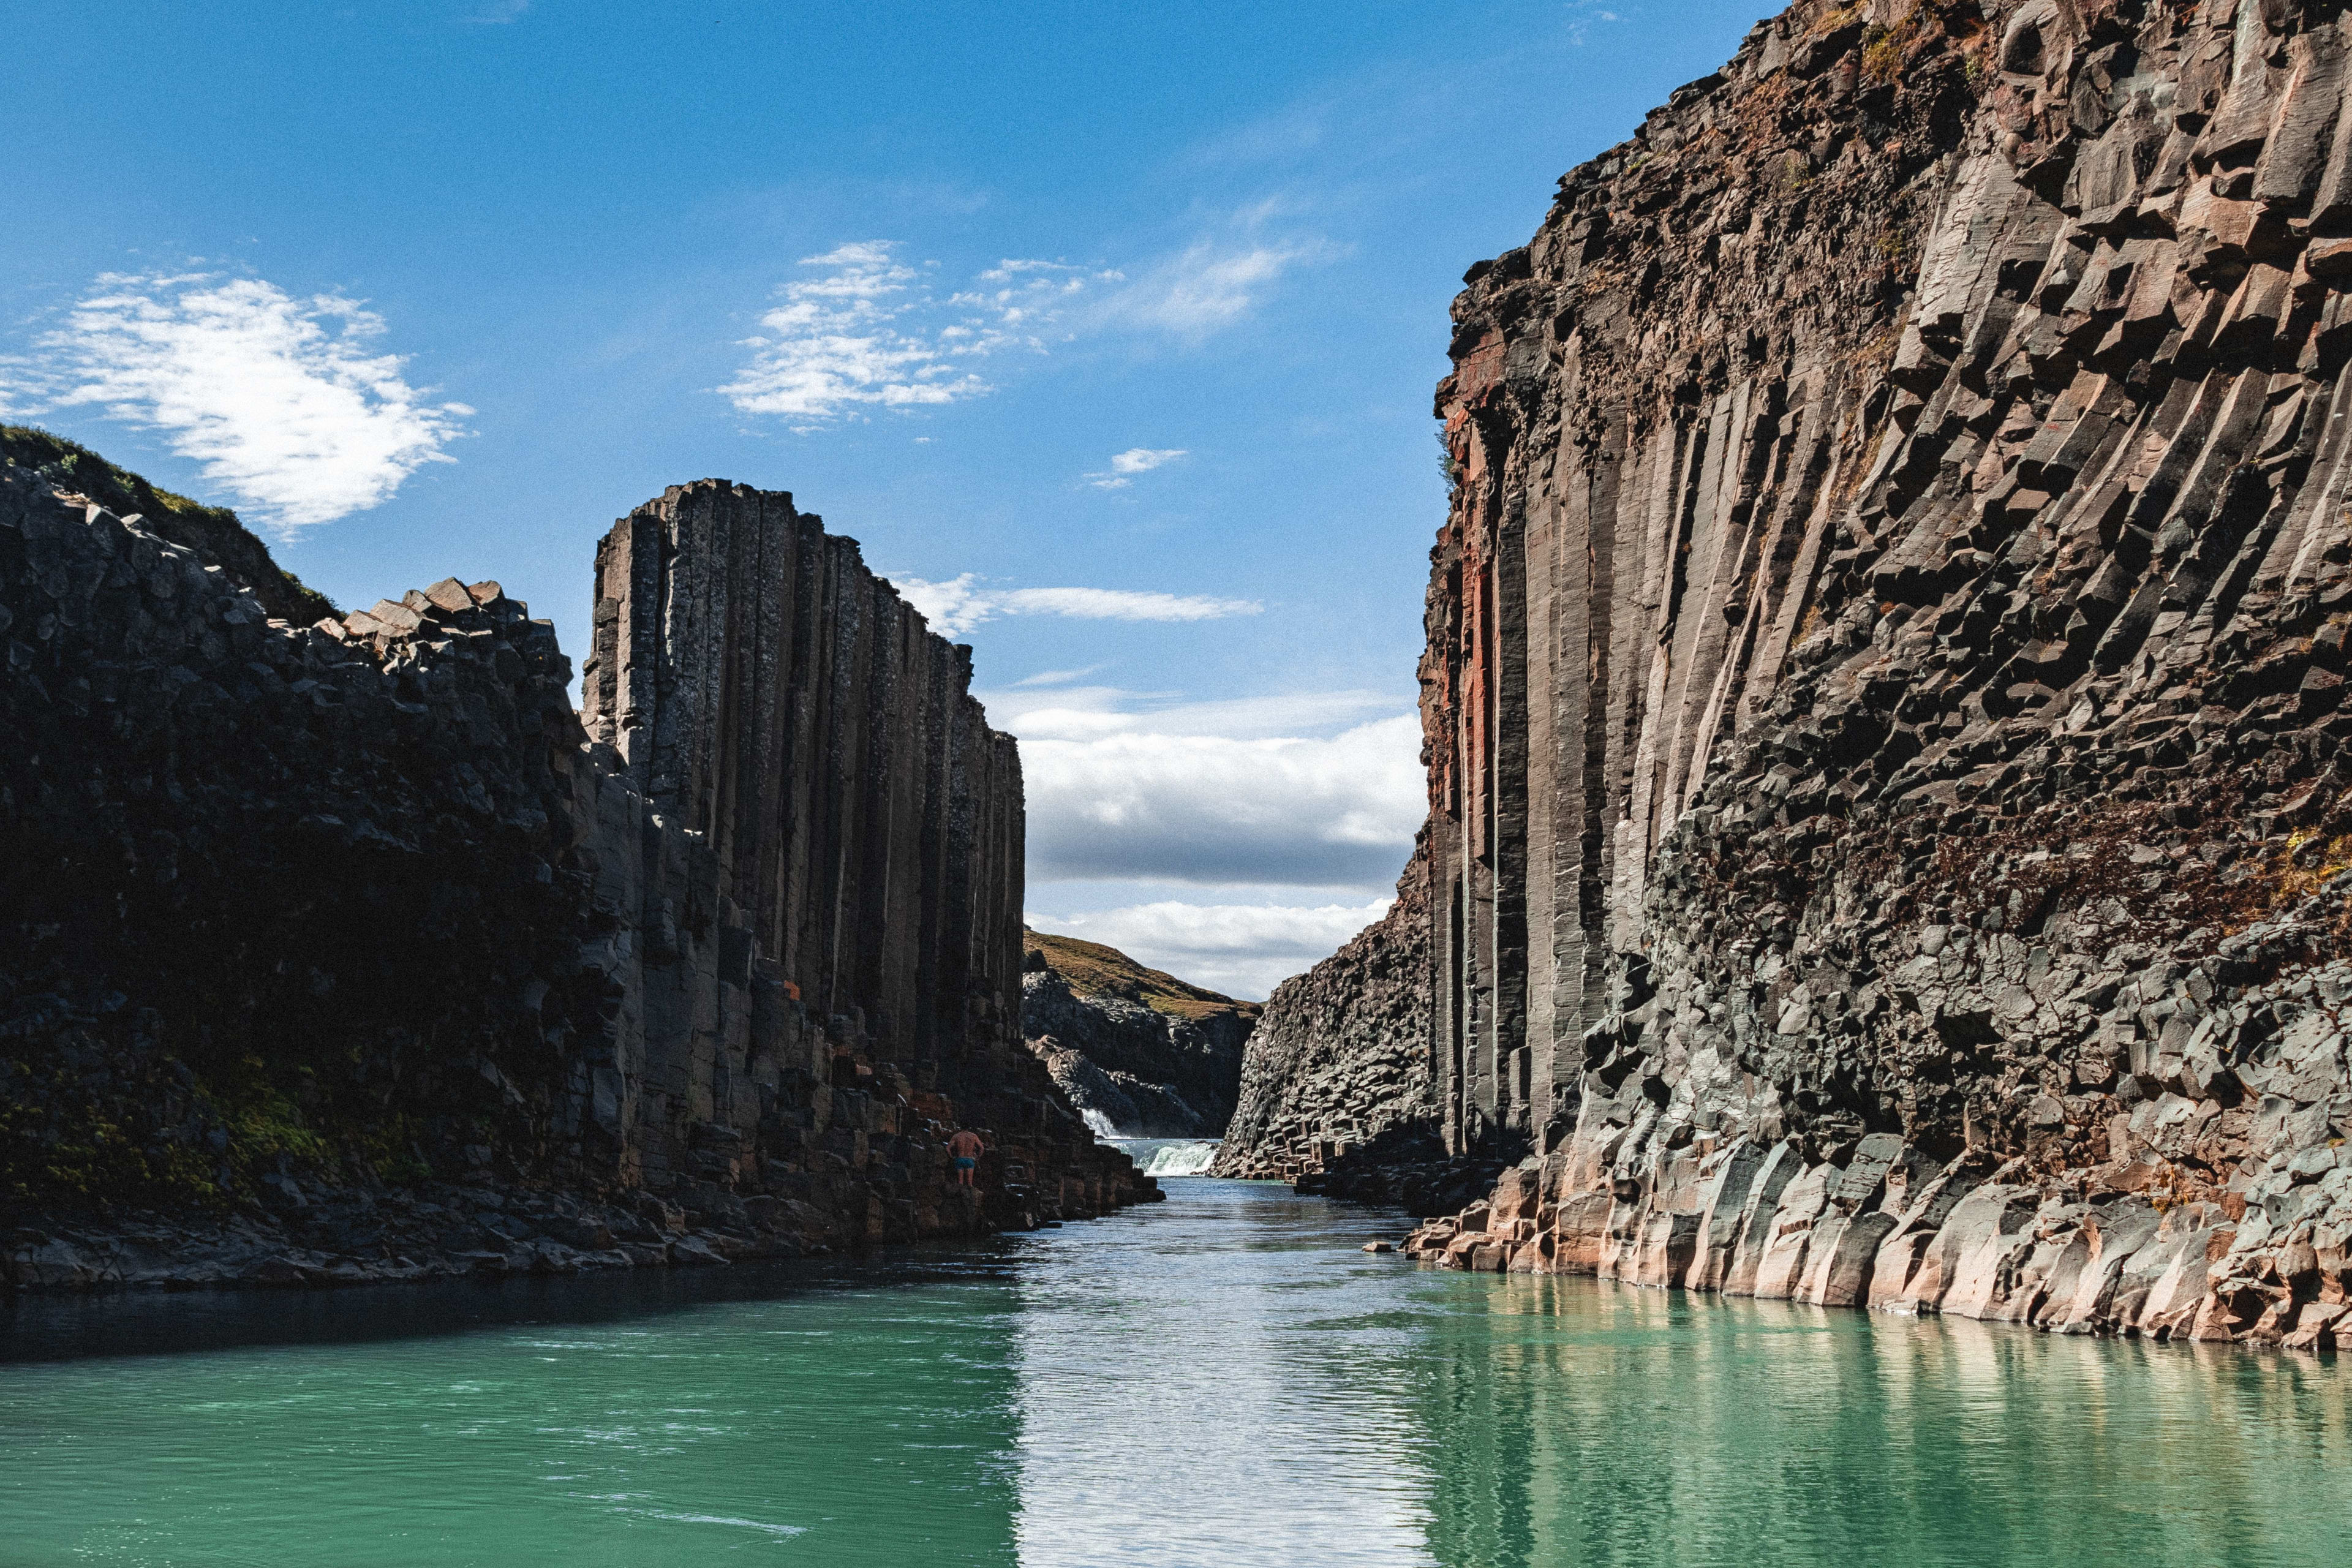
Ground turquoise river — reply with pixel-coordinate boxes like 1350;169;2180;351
4;1177;2350;1567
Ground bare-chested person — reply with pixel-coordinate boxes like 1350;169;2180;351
947;1127;985;1187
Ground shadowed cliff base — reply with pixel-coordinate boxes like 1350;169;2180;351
1;450;1155;1294
1218;0;2352;1353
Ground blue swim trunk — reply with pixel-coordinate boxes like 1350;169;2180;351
954;1156;977;1170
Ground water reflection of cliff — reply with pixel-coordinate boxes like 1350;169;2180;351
1411;1275;2352;1567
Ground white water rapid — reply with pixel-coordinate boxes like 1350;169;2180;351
1102;1138;1219;1177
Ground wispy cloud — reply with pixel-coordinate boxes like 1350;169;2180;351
1564;0;1625;44
728;219;1326;428
0;272;469;535
1085;447;1186;489
894;575;1260;638
718;243;990;426
1096;237;1325;341
1027;897;1396;1000
462;0;530;23
1011;665;1106;688
721;243;1114;428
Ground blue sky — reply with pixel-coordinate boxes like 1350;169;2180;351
3;0;1771;997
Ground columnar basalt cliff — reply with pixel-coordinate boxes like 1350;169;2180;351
577;481;1038;1189
1246;0;2352;1350
1;459;1149;1291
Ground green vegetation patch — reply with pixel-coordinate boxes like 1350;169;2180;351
1022;929;1261;1025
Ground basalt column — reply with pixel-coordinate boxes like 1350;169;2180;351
581;480;1026;1089
1396;0;2352;1350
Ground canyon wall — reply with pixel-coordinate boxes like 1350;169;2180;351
1264;0;2352;1349
2;462;1147;1291
1019;929;1259;1137
577;480;1035;1186
1210;840;1439;1177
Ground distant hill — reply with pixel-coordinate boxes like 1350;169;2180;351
1020;930;1259;1140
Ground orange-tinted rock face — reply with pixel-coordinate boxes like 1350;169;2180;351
1251;0;2352;1349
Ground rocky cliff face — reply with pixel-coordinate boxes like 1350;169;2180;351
1019;930;1257;1137
1;459;1150;1291
2;426;336;626
1262;0;2352;1351
1208;841;1440;1178
579;480;1038;1186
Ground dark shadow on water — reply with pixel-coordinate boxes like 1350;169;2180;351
0;1234;1034;1365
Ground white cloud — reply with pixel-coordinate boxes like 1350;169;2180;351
1011;706;1423;887
1027;898;1395;1001
1;273;469;535
892;574;1261;638
723;244;1117;428
1007;685;1424;987
1085;446;1187;489
1098;239;1324;341
728;222;1325;428
719;243;990;425
1109;447;1185;473
462;0;530;22
1010;666;1104;688
982;684;1401;740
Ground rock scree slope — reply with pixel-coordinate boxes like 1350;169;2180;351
1210;840;1447;1181
1020;929;1257;1137
1224;0;2352;1352
1;457;1153;1292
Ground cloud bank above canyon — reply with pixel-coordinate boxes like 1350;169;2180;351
991;681;1422;997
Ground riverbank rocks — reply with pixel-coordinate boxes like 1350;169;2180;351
1;454;1153;1292
1242;0;2352;1354
1408;944;2352;1352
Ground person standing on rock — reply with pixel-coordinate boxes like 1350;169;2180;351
948;1127;986;1188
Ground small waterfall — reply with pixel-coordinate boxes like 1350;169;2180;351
1082;1109;1121;1139
1139;1142;1218;1177
1099;1137;1221;1177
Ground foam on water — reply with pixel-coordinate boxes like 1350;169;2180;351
1142;1142;1218;1177
1106;1138;1220;1177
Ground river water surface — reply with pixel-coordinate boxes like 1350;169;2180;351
5;1178;2349;1567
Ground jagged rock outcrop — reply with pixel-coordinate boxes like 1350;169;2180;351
1019;929;1257;1137
1268;0;2352;1352
1;459;1151;1291
1208;840;1439;1177
2;426;335;625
